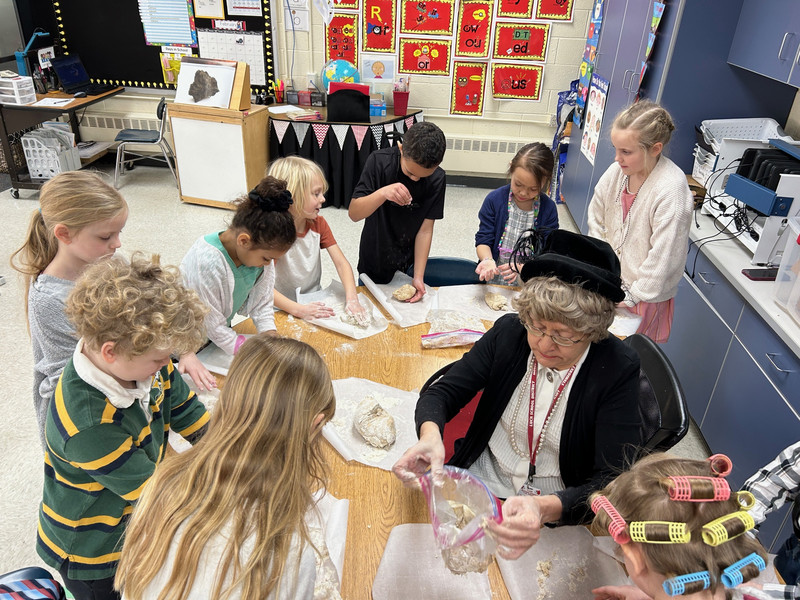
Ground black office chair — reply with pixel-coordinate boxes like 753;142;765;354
406;257;484;286
625;333;690;455
114;96;177;188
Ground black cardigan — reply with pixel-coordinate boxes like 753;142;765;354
415;313;645;525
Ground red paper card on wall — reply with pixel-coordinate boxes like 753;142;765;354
326;13;359;67
451;62;486;115
493;22;549;61
334;0;359;8
497;0;533;18
400;0;455;35
398;38;451;74
454;0;493;58
363;0;396;52
536;0;575;21
491;63;543;99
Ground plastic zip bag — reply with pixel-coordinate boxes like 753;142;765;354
420;466;502;574
421;309;486;348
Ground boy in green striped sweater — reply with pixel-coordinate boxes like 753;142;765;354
35;253;211;600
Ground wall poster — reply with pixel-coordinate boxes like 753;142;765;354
580;72;608;165
454;0;493;59
399;0;455;35
325;13;359;66
497;0;533;19
334;0;359;8
535;0;575;21
492;22;549;61
450;61;486;115
491;63;542;100
362;0;396;52
398;38;451;74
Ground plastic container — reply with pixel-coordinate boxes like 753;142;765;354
21;136;81;180
0;76;36;105
774;217;800;327
701;117;790;151
393;90;410;116
297;90;312;106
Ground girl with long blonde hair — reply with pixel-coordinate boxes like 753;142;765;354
116;336;340;600
10;171;127;447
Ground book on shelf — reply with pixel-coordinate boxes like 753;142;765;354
286;108;322;121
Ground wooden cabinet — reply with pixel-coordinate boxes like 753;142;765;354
169;103;270;210
728;0;800;86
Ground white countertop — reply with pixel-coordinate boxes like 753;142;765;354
689;212;800;358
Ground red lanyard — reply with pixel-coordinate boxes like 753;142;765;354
527;359;576;468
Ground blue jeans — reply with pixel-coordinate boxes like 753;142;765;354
775;534;800;585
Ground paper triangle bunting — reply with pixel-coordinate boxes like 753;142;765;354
273;120;290;144
292;122;310;144
332;124;349;149
312;123;329;148
405;116;414;130
352;125;368;151
371;124;384;147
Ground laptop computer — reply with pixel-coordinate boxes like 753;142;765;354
49;55;116;96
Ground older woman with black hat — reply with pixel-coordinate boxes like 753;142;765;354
393;230;655;560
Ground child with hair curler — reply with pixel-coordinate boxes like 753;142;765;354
10;171;128;448
590;453;772;600
116;336;340;600
178;176;296;389
267;156;366;324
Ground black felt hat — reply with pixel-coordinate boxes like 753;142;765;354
519;230;625;303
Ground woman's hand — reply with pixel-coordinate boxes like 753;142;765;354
475;258;498;281
295;301;335;320
392;422;444;487
407;276;426;303
177;352;217;391
487;495;544;559
498;262;518;285
592;586;653;600
345;298;369;326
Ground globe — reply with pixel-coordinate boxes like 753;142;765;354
321;59;360;91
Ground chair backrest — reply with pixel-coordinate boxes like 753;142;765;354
406;257;484;287
156;97;167;140
624;333;690;455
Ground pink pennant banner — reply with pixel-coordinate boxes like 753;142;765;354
332;124;350;149
371;124;384;147
273;120;290;144
313;123;330;148
405;116;414;130
292;122;310;144
384;123;394;144
352;125;368;151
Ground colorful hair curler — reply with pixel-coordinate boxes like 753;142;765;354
720;552;766;588
666;476;730;502
662;571;711;596
591;495;630;544
702;511;756;546
736;490;756;510
708;454;733;477
629;521;691;544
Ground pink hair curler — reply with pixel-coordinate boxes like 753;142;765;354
667;476;731;502
708;454;732;477
591;495;630;544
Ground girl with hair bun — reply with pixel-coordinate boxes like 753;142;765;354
179;176;296;390
587;100;693;343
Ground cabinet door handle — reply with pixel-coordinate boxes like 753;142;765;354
779;32;794;60
622;69;633;89
697;272;715;286
628;72;641;92
766;353;795;374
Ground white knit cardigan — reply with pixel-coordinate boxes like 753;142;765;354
587;156;693;305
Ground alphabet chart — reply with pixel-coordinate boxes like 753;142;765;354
450;61;486;115
491;63;542;100
325;13;359;66
497;0;533;19
535;0;575;21
454;0;493;59
197;29;267;85
398;39;451;75
363;0;396;52
492;22;549;61
400;0;455;36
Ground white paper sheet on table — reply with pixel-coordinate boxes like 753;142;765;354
360;272;437;328
498;526;630;599
323;378;418;471
372;524;491;600
195;334;253;376
608;308;644;337
312;490;349;587
297;281;388;339
433;284;519;323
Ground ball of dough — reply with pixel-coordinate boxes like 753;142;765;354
392;284;416;301
485;292;508;311
353;396;396;448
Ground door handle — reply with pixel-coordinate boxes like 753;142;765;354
622;69;633;89
628;72;641;92
779;32;795;60
766;353;795;374
697;272;715;286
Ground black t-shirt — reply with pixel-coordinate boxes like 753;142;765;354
353;146;446;283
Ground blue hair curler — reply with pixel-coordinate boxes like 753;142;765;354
662;571;710;596
721;552;766;587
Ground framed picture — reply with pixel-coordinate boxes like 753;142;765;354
361;55;397;81
175;57;238;108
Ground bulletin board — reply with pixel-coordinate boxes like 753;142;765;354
48;0;276;91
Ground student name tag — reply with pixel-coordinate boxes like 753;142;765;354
518;478;542;496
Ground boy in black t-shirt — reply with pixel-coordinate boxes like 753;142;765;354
349;121;446;302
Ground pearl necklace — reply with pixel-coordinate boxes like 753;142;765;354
613;175;638;256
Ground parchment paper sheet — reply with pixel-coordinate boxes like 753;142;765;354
297;280;389;339
360;272;437;328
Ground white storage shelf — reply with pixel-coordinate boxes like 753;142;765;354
21;137;80;181
0;76;36;105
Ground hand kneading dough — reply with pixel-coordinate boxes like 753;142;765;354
392;284;416;301
353;396;396;448
485;292;508;311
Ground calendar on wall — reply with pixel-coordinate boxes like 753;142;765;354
198;29;267;86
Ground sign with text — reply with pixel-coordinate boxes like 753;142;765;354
454;0;493;58
363;0;396;52
325;13;358;66
398;38;451;74
536;0;575;21
400;0;455;35
491;63;542;99
451;61;486;115
492;22;549;61
497;0;533;18
334;0;359;8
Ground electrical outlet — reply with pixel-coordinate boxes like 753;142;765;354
306;72;317;90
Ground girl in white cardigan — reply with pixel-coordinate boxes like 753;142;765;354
178;176;296;389
587;101;693;343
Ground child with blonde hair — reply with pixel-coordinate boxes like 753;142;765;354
116;336;340;600
587;100;693;343
591;453;771;600
267;156;366;323
36;253;211;600
178;176;296;389
10;171;128;447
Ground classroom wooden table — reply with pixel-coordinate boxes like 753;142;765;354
0;87;124;198
230;291;513;600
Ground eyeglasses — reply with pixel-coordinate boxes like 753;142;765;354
523;322;584;347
